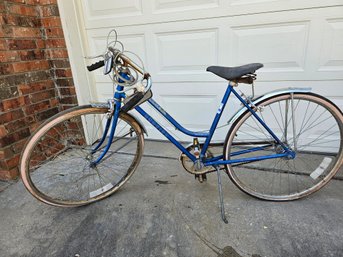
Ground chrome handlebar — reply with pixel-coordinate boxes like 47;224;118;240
87;46;152;92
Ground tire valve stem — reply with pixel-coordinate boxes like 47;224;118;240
193;138;200;159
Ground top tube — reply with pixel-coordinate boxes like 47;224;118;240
148;98;209;138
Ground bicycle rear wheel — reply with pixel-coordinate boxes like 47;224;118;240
224;93;343;201
20;105;144;207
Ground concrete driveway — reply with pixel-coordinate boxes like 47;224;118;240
0;141;342;257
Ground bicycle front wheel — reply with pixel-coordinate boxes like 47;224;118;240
20;105;144;207
224;93;343;201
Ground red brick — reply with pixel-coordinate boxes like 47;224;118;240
19;49;45;61
49;59;70;69
26;0;40;5
0;109;25;124
46;48;68;59
55;78;73;87
1;25;14;37
36;39;46;48
60;105;74;111
18;80;54;95
0;128;30;148
41;16;61;27
6;0;38;4
24;100;51;114
0;159;7;170
59;87;76;96
0;3;5;13
0;51;20;62
0;96;30;111
5;154;21;169
4;117;31;133
0;63;14;75
11;138;28;154
0;0;76;180
45;38;66;48
49;97;59;107
12;27;41;38
0;151;4;160
35;106;58;121
7;0;39;5
40;5;59;16
55;68;72;78
0;28;5;37
39;0;57;5
0;146;14;160
0;15;5;25
29;121;42;132
0;167;19;180
0;125;8;137
30;88;56;103
45;27;64;38
12;60;49;73
7;39;37;50
59;96;77;105
2;14;41;27
0;39;6;50
9;4;39;17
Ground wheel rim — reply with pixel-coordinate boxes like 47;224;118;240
225;93;343;200
21;107;143;206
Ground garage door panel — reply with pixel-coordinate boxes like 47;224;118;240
83;7;343;85
230;22;310;73
83;0;142;20
318;19;343;72
154;29;219;76
152;0;219;13
79;0;343;29
158;94;219;128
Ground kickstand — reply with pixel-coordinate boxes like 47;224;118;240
215;166;228;223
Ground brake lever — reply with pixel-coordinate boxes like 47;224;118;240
103;54;113;75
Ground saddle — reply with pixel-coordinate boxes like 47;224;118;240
207;63;263;84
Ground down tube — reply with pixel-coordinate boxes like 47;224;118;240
134;106;196;162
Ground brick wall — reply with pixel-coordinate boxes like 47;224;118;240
0;0;77;180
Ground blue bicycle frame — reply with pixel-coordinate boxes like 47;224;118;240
93;81;294;167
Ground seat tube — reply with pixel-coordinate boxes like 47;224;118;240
201;85;233;158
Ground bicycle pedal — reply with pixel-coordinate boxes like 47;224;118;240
195;174;207;183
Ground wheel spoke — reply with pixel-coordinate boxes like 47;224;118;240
21;107;143;206
225;93;342;201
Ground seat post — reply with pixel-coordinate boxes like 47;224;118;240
228;81;238;87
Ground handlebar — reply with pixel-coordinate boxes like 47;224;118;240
86;48;152;92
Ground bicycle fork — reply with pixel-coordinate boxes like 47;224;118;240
90;79;126;167
90;102;121;167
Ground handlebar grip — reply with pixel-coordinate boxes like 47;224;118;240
87;60;105;72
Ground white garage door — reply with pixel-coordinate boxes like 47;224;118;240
58;0;343;141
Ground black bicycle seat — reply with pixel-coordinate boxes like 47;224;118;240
206;63;263;81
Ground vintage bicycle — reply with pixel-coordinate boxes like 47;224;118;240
20;30;343;223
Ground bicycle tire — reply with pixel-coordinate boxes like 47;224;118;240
20;105;144;207
224;92;343;201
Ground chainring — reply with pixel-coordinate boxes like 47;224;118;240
179;144;216;175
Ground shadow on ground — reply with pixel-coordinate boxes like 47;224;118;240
1;141;342;257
